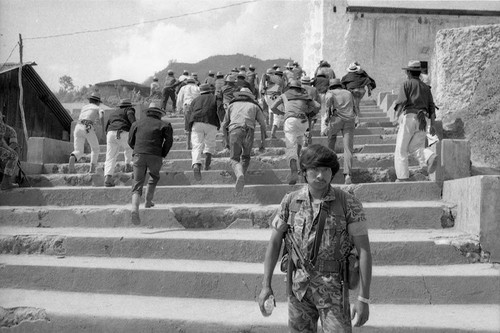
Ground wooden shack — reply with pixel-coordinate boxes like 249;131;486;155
0;62;72;161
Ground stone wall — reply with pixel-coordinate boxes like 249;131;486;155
433;24;500;120
303;0;500;96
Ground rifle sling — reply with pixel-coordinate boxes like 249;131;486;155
310;201;328;267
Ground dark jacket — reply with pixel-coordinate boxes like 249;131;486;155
106;107;136;132
312;76;330;94
188;93;220;130
341;71;376;90
128;111;173;158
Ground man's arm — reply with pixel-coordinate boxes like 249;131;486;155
161;123;174;158
351;234;372;327
258;228;285;316
269;96;284;115
256;107;267;149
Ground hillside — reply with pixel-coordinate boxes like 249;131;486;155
145;53;292;85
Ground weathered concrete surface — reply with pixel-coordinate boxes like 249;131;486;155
434;24;500;122
27;137;73;164
433;139;471;183
380;94;398;114
443;175;500;262
2;288;499;332
0;255;496;303
377;92;392;106
0;201;450;230
0;182;442;206
0;228;472;265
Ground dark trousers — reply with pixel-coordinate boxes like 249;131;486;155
229;127;254;169
162;88;177;111
131;153;162;196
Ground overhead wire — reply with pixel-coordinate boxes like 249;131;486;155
24;0;259;40
0;43;19;70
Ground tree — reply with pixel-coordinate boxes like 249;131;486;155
59;75;75;92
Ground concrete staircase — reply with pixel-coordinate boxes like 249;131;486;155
0;100;498;332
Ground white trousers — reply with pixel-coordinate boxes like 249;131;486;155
104;130;133;176
284;117;309;162
191;122;218;166
394;113;435;179
319;93;328;133
72;123;100;164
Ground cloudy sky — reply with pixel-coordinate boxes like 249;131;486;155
0;0;310;90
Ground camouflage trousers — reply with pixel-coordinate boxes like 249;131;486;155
288;285;351;333
0;146;18;176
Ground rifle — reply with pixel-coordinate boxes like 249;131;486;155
284;225;314;278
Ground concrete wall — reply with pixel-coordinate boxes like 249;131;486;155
433;24;500;120
303;0;500;97
443;176;500;262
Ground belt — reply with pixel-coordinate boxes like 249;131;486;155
290;114;307;120
315;259;341;273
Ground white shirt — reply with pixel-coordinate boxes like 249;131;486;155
176;84;200;110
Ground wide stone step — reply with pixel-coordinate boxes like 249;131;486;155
0;201;453;229
0;228;471;265
170;126;397;136
42;152;419;174
1;289;498;332
0;182;442;205
167;116;391;129
0;255;496;304
30;166;433;187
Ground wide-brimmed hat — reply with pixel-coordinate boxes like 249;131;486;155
275;70;283;76
88;92;101;103
167;70;174;75
208;70;214;75
186;76;196;83
183;70;189;75
216;71;224;77
118;98;132;108
148;102;166;115
237;71;246;79
402;60;423;71
301;76;311;84
234;87;254;99
239;65;246;70
192;72;198;77
347;62;360;72
266;68;275;75
199;84;212;94
288;79;302;89
329;78;342;88
286;61;293;69
249;64;255;70
272;63;279;69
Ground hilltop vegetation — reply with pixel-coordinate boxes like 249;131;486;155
146;53;292;85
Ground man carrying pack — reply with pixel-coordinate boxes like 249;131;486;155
221;88;267;193
393;60;438;181
128;102;173;225
324;78;359;185
162;70;179;112
188;84;220;181
103;98;136;187
270;80;320;185
69;92;105;174
258;144;372;332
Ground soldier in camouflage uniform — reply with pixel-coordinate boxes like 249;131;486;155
259;144;372;332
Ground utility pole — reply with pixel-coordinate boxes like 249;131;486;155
18;33;29;145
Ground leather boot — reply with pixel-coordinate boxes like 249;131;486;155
88;163;97;174
193;163;202;181
242;161;250;175
104;175;115;187
233;163;245;193
145;184;156;208
186;132;192;150
271;125;278;139
131;193;141;225
205;153;212;171
288;159;298;185
0;175;18;190
68;154;76;174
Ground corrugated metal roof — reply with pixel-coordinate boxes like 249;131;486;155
345;0;500;15
0;62;73;131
